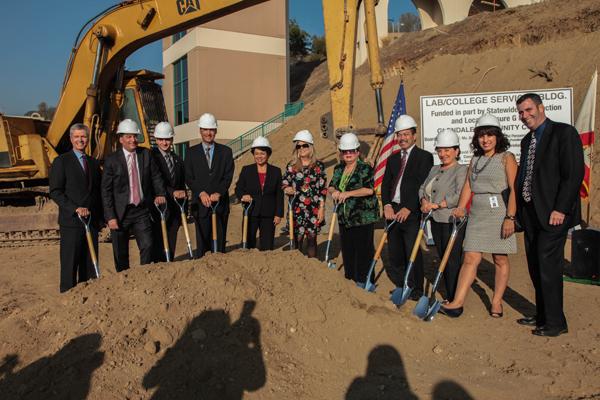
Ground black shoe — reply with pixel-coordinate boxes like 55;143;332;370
439;306;463;318
532;326;568;337
517;316;537;326
489;305;503;318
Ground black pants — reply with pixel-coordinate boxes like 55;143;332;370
59;225;98;293
521;202;569;329
194;211;229;258
386;213;423;293
247;216;275;250
339;223;375;284
430;220;465;302
152;210;181;262
111;205;154;271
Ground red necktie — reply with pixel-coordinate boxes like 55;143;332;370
392;150;408;197
130;153;141;205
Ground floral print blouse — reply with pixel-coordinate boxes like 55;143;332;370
282;160;328;236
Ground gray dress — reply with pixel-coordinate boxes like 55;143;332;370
463;152;517;254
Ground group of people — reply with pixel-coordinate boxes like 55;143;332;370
50;92;584;338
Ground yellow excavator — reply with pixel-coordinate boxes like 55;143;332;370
0;0;271;246
321;0;388;162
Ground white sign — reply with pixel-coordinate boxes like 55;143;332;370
420;88;573;164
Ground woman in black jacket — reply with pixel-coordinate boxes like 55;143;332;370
235;137;284;250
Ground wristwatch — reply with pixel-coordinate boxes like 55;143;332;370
504;215;516;221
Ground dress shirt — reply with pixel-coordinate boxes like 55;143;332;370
122;148;144;204
391;144;415;203
73;149;86;170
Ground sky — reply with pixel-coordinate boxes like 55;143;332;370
0;0;417;115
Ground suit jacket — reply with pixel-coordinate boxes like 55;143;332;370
101;147;165;222
516;118;584;231
235;163;284;218
381;146;434;214
418;163;468;223
49;151;102;228
151;148;186;217
184;142;234;217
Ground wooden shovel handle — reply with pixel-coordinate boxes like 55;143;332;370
85;231;98;267
374;232;388;260
409;228;425;262
242;215;249;244
211;213;218;241
288;210;294;241
437;234;457;274
161;220;169;254
181;212;191;243
327;213;337;241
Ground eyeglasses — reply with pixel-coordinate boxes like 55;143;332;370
341;149;358;155
295;143;311;150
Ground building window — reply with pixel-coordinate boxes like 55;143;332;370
172;31;186;43
173;56;189;127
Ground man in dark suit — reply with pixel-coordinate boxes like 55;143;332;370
515;93;584;337
185;113;234;257
101;119;166;271
49;123;102;292
381;115;434;299
151;122;187;262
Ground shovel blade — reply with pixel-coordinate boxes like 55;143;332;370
413;295;430;318
327;261;336;269
424;301;442;322
364;280;376;292
391;286;412;306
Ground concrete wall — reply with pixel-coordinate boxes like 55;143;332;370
162;0;288;143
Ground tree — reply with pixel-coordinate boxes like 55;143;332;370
289;19;309;59
310;35;326;59
398;13;421;32
24;102;56;120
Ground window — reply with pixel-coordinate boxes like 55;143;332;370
173;56;189;127
172;31;186;43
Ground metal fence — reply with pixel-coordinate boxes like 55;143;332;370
227;101;304;157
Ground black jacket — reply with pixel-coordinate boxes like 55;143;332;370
101;147;165;222
517;119;584;231
184;142;234;217
235;163;284;218
49;151;102;228
151;148;186;218
381;146;433;213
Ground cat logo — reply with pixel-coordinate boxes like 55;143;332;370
176;0;200;16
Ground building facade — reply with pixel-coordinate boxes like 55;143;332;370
162;0;289;145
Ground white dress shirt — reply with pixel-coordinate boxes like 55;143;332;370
391;144;415;204
122;148;144;204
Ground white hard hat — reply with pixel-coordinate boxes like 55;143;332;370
292;129;314;144
434;129;460;148
338;133;360;151
475;114;501;129
198;113;218;129
251;136;271;149
154;121;174;139
117;119;140;135
394;115;417;132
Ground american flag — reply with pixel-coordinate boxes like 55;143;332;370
374;80;406;189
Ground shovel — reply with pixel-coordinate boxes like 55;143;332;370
210;200;220;253
324;202;339;269
241;199;254;249
175;196;194;259
155;203;171;262
363;219;397;292
390;210;433;306
414;215;468;321
78;213;100;278
287;192;298;250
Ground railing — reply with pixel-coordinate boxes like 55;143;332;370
227;101;304;157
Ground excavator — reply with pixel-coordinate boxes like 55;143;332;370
0;0;386;246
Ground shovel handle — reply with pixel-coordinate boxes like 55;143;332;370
160;219;170;259
288;210;294;241
374;231;389;260
85;230;99;274
327;212;337;241
211;212;218;241
242;215;249;248
181;212;191;243
409;228;426;262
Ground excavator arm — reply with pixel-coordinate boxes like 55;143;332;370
48;0;267;156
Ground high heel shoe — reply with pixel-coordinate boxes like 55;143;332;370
439;305;463;318
489;305;503;318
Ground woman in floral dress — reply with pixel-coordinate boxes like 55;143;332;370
282;130;327;257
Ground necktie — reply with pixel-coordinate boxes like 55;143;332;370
130;153;141;206
522;133;536;202
205;147;212;168
392;150;408;199
165;153;174;180
81;155;90;186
